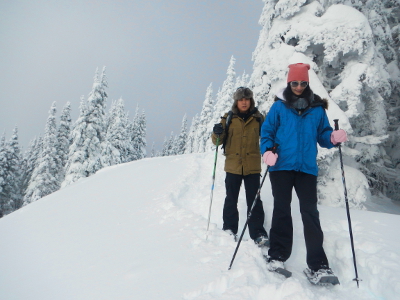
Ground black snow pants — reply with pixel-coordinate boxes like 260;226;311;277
268;170;329;271
222;172;268;240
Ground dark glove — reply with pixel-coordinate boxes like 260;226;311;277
213;123;223;135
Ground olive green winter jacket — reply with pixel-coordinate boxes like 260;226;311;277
211;110;263;176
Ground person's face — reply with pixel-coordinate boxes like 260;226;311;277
290;81;308;96
237;98;251;113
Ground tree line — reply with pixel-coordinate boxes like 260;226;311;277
0;67;147;217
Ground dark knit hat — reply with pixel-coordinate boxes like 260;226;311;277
287;63;310;83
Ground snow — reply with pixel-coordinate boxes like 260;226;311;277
1;152;400;300
320;157;370;209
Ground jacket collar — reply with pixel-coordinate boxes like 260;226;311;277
275;88;329;110
232;107;260;118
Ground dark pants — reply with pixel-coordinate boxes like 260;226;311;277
223;172;268;240
268;171;329;271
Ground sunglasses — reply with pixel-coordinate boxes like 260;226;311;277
290;81;308;88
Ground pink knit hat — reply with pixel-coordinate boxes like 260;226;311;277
287;63;310;83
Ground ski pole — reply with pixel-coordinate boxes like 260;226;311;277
333;119;361;288
228;144;278;270
206;135;220;240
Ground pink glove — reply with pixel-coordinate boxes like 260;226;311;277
331;129;348;145
263;151;278;166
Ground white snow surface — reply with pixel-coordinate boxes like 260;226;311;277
1;152;400;300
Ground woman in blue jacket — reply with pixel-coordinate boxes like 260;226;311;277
260;63;347;284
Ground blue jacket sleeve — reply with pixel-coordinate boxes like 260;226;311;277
317;108;335;149
260;102;279;154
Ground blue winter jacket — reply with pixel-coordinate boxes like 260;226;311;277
260;93;335;176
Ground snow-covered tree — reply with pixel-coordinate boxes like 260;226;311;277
345;0;400;201
62;67;108;188
8;127;23;210
126;105;147;161
175;114;187;155
161;137;169;157
150;142;156;158
133;110;147;160
20;136;42;201
212;56;237;124
194;84;214;153
236;71;250;89
169;133;177;156
0;133;9;217
172;135;180;156
24;102;60;205
57;102;72;181
161;132;175;156
185;114;199;154
62;100;88;187
0;128;23;215
248;0;400;204
128;105;140;161
103;98;133;166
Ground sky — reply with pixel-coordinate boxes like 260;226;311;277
1;151;400;299
0;0;264;152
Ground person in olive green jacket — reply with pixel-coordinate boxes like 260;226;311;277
211;87;268;246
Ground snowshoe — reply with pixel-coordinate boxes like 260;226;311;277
264;256;292;278
224;229;238;242
304;268;340;286
254;235;269;247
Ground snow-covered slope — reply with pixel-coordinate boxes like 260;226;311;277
1;153;400;299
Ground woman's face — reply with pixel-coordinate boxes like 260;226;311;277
290;81;308;96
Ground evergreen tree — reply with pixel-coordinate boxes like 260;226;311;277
184;114;199;154
176;114;187;155
0;128;23;215
134;110;147;160
128;105;140;161
161;132;176;156
167;132;176;156
103;98;133;166
0;133;8;217
195;84;214;153
24;102;60;205
8;127;22;210
20;136;42;203
236;71;249;89
333;0;400;201
171;135;179;156
212;56;236;124
62;67;108;188
57;102;72;181
150;142;156;158
161;136;169;157
62;97;87;187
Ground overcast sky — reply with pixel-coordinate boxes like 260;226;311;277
0;0;264;152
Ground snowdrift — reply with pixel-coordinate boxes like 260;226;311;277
1;152;400;300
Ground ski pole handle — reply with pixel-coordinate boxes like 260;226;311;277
333;119;339;131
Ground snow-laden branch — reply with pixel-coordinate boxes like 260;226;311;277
351;134;389;145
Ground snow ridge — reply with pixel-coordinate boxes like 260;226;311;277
1;153;400;299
